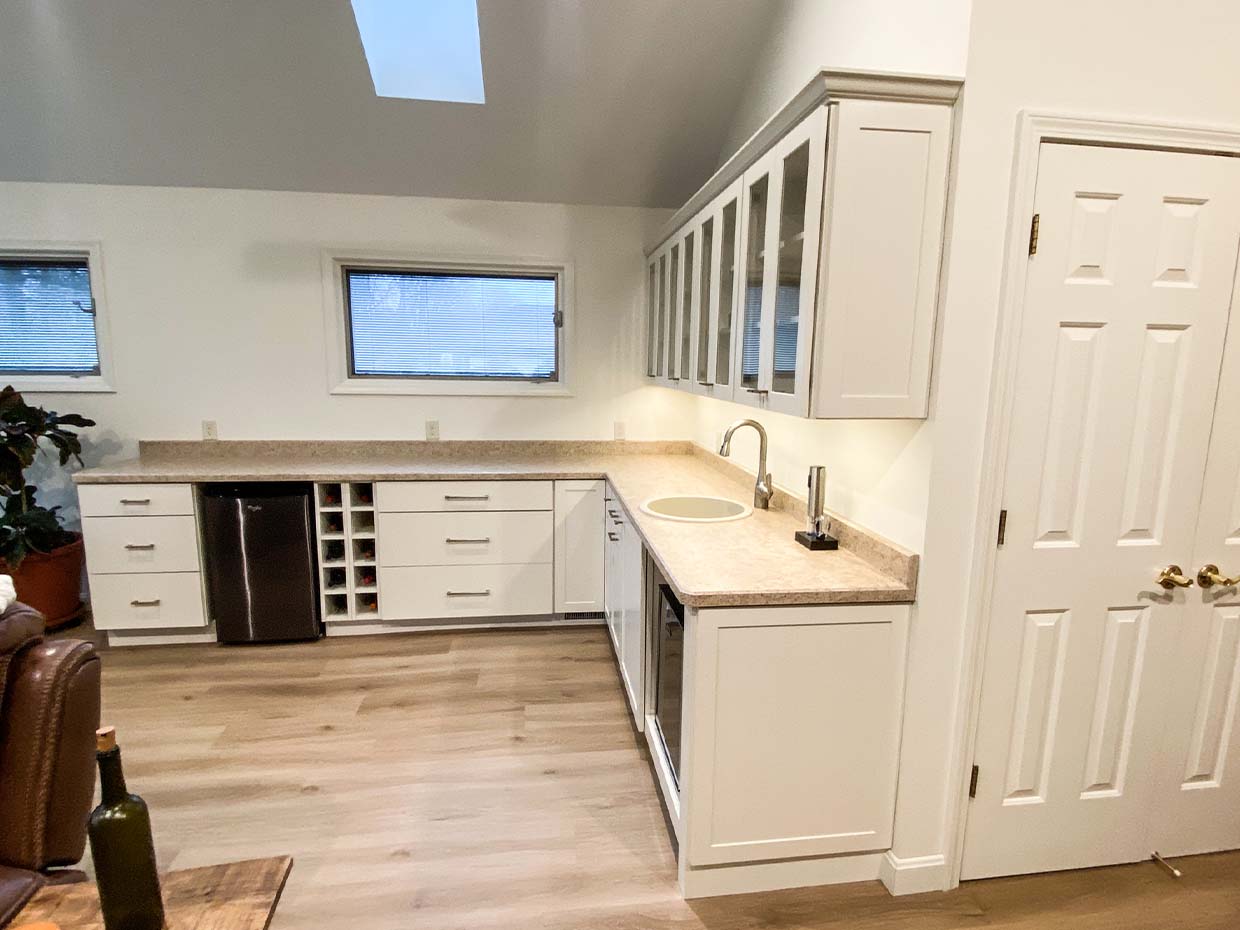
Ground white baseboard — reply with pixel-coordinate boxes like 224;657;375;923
680;852;883;899
105;628;218;647
878;850;948;895
323;615;605;637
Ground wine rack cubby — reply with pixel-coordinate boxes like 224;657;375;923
314;481;379;622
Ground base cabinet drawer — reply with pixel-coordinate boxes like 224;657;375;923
377;480;553;513
78;483;195;517
378;511;553;567
379;564;553;619
83;515;200;574
90;573;207;630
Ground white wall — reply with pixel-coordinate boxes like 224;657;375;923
892;0;1240;886
0;181;674;521
683;398;932;552
719;0;972;157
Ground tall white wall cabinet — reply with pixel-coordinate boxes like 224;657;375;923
645;70;960;419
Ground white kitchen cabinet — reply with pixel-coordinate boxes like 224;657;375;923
644;70;959;419
82;483;208;633
603;492;622;651
617;513;645;727
553;479;605;613
602;486;646;729
811;99;952;417
676;602;908;873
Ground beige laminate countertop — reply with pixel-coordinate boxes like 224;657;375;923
75;441;918;608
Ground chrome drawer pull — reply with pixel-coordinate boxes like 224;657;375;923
608;532;620;541
130;598;161;607
607;509;619;517
119;498;151;505
124;543;157;550
444;494;490;501
446;537;491;544
446;589;491;597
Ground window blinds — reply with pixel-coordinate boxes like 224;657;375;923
0;258;101;375
345;268;558;380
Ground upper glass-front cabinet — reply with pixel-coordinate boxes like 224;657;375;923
643;76;956;419
732;105;827;416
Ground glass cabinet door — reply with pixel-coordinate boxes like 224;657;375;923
695;217;713;385
666;242;680;380
679;231;694;380
739;171;770;394
715;194;739;388
731;105;827;415
646;260;658;377
655;252;667;378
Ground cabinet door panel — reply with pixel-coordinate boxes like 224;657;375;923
679;229;696;381
666;241;681;382
645;260;658;377
714;191;741;392
554;479;605;612
684;603;908;865
737;165;771;399
655;251;668;378
812;99;950;418
694;216;714;387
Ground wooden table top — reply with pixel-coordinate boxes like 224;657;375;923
16;856;292;930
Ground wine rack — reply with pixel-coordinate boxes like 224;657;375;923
314;481;379;621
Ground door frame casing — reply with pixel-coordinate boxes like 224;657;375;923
947;111;1240;888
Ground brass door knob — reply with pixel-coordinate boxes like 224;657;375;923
1157;565;1194;590
1197;564;1240;588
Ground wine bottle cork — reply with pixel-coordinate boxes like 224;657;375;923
96;726;117;752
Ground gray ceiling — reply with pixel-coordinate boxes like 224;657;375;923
0;0;776;208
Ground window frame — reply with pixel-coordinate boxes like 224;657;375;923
321;249;573;397
0;240;115;394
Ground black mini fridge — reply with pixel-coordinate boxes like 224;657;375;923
200;483;321;643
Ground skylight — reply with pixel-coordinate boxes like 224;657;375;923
350;0;485;104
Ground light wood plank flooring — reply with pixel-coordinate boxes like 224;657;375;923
78;625;1240;929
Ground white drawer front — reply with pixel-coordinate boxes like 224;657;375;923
83;515;200;574
379;564;553;619
378;511;553;567
377;480;552;513
89;572;206;630
78;483;195;517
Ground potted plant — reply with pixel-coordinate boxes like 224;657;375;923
0;386;96;628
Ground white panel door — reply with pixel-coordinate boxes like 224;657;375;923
963;143;1240;879
553;479;605;612
1154;258;1240;856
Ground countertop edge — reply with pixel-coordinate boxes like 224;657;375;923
73;454;918;608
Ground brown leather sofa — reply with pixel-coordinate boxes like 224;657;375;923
0;601;101;926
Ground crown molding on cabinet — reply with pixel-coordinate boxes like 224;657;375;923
647;68;963;255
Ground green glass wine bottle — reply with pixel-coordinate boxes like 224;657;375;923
88;727;166;930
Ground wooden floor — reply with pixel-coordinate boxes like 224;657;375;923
80;624;1240;929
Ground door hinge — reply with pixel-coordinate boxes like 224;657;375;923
1028;213;1040;256
969;764;980;799
997;509;1008;546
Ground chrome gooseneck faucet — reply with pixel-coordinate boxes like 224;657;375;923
718;419;773;510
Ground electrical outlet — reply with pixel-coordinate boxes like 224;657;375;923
202;420;219;440
425;419;440;441
613;421;626;440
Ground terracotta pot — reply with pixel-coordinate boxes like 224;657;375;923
2;534;85;629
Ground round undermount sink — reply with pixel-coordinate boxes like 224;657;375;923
640;495;752;523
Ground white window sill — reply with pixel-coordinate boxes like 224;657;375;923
330;378;573;398
0;375;115;394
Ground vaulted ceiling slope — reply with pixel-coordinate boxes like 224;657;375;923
0;0;776;208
